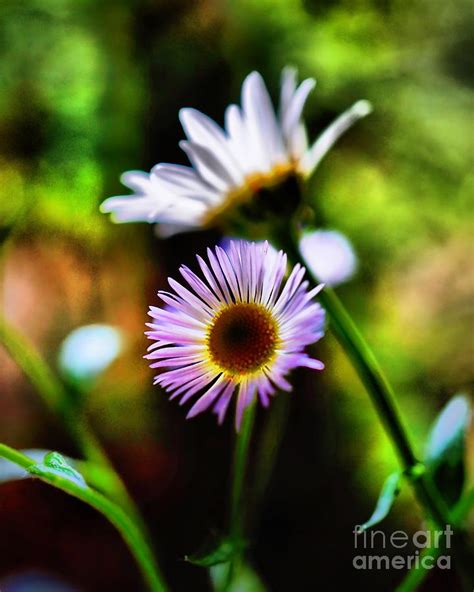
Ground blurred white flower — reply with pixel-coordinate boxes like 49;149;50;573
58;324;124;384
299;229;357;286
101;68;371;237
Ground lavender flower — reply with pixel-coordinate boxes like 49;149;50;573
146;241;325;429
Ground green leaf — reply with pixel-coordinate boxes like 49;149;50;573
0;449;77;485
0;448;122;502
0;443;166;590
425;394;471;507
185;537;245;567
0;449;47;484
28;451;87;489
357;472;403;532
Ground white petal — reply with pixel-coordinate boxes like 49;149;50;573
225;103;254;175
152;163;220;204
180;140;235;192
280;67;298;120
153;199;208;225
100;196;159;223
121;170;153;193
282;78;315;158
301;100;373;177
179;108;244;184
242;71;287;169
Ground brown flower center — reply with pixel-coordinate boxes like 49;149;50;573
207;303;278;375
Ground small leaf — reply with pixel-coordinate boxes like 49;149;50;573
0;450;116;499
357;472;403;532
28;452;87;489
0;449;76;485
186;537;245;567
425;395;471;507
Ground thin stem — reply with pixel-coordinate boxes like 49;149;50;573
223;403;257;591
249;392;290;531
315;286;451;524
0;316;134;512
278;230;472;582
397;489;474;592
0;444;167;592
229;403;257;541
0;316;168;585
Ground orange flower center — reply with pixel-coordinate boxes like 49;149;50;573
207;303;278;375
202;162;297;226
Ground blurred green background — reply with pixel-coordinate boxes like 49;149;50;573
0;0;473;590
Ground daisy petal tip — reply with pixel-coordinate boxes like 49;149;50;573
120;170;147;187
247;70;261;82
178;107;195;128
178;107;189;121
353;99;373;117
282;65;297;76
150;163;162;177
99;200;111;214
309;359;325;371
186;407;199;419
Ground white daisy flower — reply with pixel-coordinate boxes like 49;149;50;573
101;68;372;237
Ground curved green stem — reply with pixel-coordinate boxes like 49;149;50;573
277;230;472;582
0;317;134;513
0;316;168;587
0;444;167;592
314;286;450;524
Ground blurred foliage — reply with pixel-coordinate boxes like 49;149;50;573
0;0;473;590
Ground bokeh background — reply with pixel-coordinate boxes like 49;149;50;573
0;0;473;590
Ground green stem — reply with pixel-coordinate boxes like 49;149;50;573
397;489;474;592
0;316;168;587
223;403;257;591
0;317;133;512
315;286;449;523
278;230;472;581
0;444;167;592
230;403;256;541
250;392;290;531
